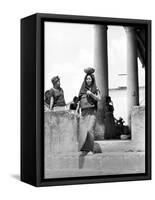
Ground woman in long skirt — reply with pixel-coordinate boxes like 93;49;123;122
78;67;102;155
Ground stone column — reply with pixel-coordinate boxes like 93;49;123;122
94;25;109;138
94;25;109;98
125;27;139;129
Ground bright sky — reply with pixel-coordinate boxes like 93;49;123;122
44;22;145;103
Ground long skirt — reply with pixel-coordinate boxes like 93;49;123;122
79;108;96;152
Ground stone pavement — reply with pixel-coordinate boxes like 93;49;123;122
45;151;145;178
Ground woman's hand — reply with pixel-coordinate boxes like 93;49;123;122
87;90;101;101
86;90;92;96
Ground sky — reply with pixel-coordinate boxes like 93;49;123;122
44;22;145;103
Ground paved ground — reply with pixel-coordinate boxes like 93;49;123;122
45;151;145;179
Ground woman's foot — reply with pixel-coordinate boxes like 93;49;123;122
80;151;89;156
87;151;94;155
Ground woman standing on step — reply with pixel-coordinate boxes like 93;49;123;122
78;67;102;155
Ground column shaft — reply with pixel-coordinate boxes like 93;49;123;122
125;27;139;128
94;25;109;139
94;25;109;99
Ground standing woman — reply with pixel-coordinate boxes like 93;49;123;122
78;67;101;155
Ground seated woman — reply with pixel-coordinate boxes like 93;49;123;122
104;96;116;139
69;96;79;110
78;67;102;155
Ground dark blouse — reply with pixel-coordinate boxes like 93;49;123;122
105;104;114;112
44;87;66;108
79;88;100;111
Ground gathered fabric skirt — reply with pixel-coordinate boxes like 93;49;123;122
78;108;97;152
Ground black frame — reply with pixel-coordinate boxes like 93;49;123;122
21;13;151;187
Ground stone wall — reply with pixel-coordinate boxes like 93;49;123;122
44;111;79;174
44;107;145;178
44;111;78;155
131;106;145;151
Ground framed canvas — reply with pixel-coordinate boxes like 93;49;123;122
21;13;151;187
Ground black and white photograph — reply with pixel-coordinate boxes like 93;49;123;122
44;20;146;179
0;0;154;196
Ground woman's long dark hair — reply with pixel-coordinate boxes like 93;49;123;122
78;73;98;109
78;74;97;97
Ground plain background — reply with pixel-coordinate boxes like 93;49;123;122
0;0;154;199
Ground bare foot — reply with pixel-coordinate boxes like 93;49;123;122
80;151;89;156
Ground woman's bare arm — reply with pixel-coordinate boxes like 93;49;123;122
50;96;54;110
87;90;101;101
91;92;101;101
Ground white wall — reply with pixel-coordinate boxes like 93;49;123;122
0;0;154;199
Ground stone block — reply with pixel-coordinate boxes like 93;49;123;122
44;111;78;155
131;106;145;151
45;152;145;178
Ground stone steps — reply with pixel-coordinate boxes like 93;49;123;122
45;151;145;179
97;140;145;152
44;107;145;179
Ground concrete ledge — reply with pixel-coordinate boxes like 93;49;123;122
45;152;145;178
131;106;145;151
98;140;144;152
45;111;78;155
